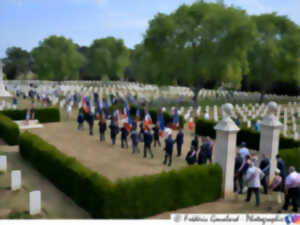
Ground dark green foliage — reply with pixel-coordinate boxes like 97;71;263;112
195;118;300;150
110;164;222;218
19;132;222;218
0;114;20;145
279;148;300;171
195;119;216;139
19;132;113;218
0;108;60;123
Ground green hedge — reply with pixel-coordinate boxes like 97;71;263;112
195;119;300;150
0;107;60;123
19;132;222;218
279;148;300;171
0;114;20;145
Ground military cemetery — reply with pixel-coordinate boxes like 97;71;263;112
0;0;300;222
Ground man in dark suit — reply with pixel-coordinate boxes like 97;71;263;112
277;154;286;189
87;112;94;136
120;124;129;149
259;154;270;194
131;128;140;154
152;123;161;148
109;120;119;145
175;128;184;157
163;134;174;167
143;128;153;158
98;116;107;141
234;153;243;193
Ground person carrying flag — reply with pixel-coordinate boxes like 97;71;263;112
152;122;161;148
121;123;129;149
173;109;179;130
109;119;119;145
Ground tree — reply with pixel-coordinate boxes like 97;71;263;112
87;37;129;80
124;43;159;83
247;13;300;102
3;47;32;80
144;1;256;103
32;35;84;80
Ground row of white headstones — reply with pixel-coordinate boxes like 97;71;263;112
0;155;41;216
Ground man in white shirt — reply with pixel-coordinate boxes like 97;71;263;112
245;161;264;206
239;142;250;160
282;167;299;213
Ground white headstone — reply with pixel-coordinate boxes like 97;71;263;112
11;170;22;191
29;191;41;216
0;155;7;172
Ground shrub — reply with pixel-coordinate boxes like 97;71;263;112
195;118;300;150
0;114;20;145
19;131;222;218
279;148;300;172
0;107;60;123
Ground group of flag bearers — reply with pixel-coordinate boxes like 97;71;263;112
77;96;189;167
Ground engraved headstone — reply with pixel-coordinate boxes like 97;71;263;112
11;170;22;191
29;191;41;215
0;155;7;172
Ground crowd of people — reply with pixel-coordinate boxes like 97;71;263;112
234;142;300;212
76;109;215;168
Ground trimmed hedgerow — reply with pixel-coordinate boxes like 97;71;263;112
279;148;300;172
195;119;300;150
19;131;222;218
0;107;60;123
0;114;20;145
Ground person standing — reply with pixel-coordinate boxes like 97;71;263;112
131;127;140;154
269;168;283;204
175;128;184;157
276;154;286;185
234;153;243;193
87;112;94;136
109;120;119;145
143;128;153;158
239;142;249;160
77;111;84;130
185;148;196;165
259;154;270;194
152;123;161;148
245;161;265;206
120;124;129;149
98;116;107;141
282;167;299;213
163;134;174;167
191;135;199;152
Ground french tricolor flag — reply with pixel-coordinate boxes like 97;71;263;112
172;108;179;130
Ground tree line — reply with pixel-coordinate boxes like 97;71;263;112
2;0;300;100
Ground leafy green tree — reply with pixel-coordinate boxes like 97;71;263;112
125;43;159;83
247;13;300;102
32;35;84;80
87;37;129;80
144;1;256;103
3;47;32;80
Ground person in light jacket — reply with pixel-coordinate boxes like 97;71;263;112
245;161;265;206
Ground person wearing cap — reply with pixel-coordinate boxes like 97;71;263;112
282;167;299;213
163;133;174;166
175;127;184;157
143;128;153;158
259;154;270;194
269;168;283;204
245;161;265;206
239;142;249;160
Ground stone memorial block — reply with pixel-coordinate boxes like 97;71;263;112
11;170;22;191
29;191;41;216
0;155;7;172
